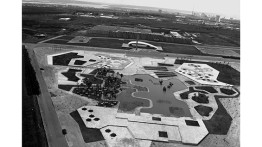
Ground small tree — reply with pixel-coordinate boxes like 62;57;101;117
62;129;67;135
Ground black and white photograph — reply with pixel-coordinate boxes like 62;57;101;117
2;0;256;146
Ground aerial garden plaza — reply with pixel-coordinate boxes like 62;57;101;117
33;42;240;147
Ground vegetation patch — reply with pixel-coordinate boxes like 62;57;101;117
80;74;103;84
157;63;174;66
192;93;209;104
70;111;105;143
44;39;69;45
58;85;75;91
143;66;168;71
203;95;234;135
179;87;208;99
53;52;84;66
61;69;82;82
152;117;161;121
74;60;86;65
154;72;177;78
220;88;236;95
96;101;118;107
185;80;195;85
174;59;240;85
194;105;213;117
195;86;218;93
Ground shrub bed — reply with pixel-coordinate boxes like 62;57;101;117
194;105;213;117
220;88;236;95
53;52;84;66
192;93;209;104
70;111;105;143
195;86;218;93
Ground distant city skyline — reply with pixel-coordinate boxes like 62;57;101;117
75;0;240;19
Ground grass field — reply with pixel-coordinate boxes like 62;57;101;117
194;105;213;117
58;85;76;91
179;87;208;99
203;95;233;135
220;88;236;95
53;52;84;66
195;86;218;93
44;36;204;56
61;69;82;82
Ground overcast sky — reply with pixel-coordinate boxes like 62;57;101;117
75;0;240;18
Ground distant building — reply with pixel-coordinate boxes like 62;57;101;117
170;31;183;38
215;15;220;23
201;13;208;18
158;9;162;13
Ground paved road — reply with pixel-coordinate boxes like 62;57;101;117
26;46;69;147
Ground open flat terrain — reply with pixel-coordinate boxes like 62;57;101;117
27;40;240;147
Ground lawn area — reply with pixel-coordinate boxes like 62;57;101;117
175;59;240;85
194;105;213;117
203;95;233;135
44;36;205;56
70;111;105;143
61;69;82;82
80;74;103;85
179;87;208;100
220;88;236;95
192;93;209;104
195;86;218;93
158;43;203;55
86;38;128;49
184;80;195;85
53;52;84;66
58;85;75;91
44;39;69;45
74;60;86;65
